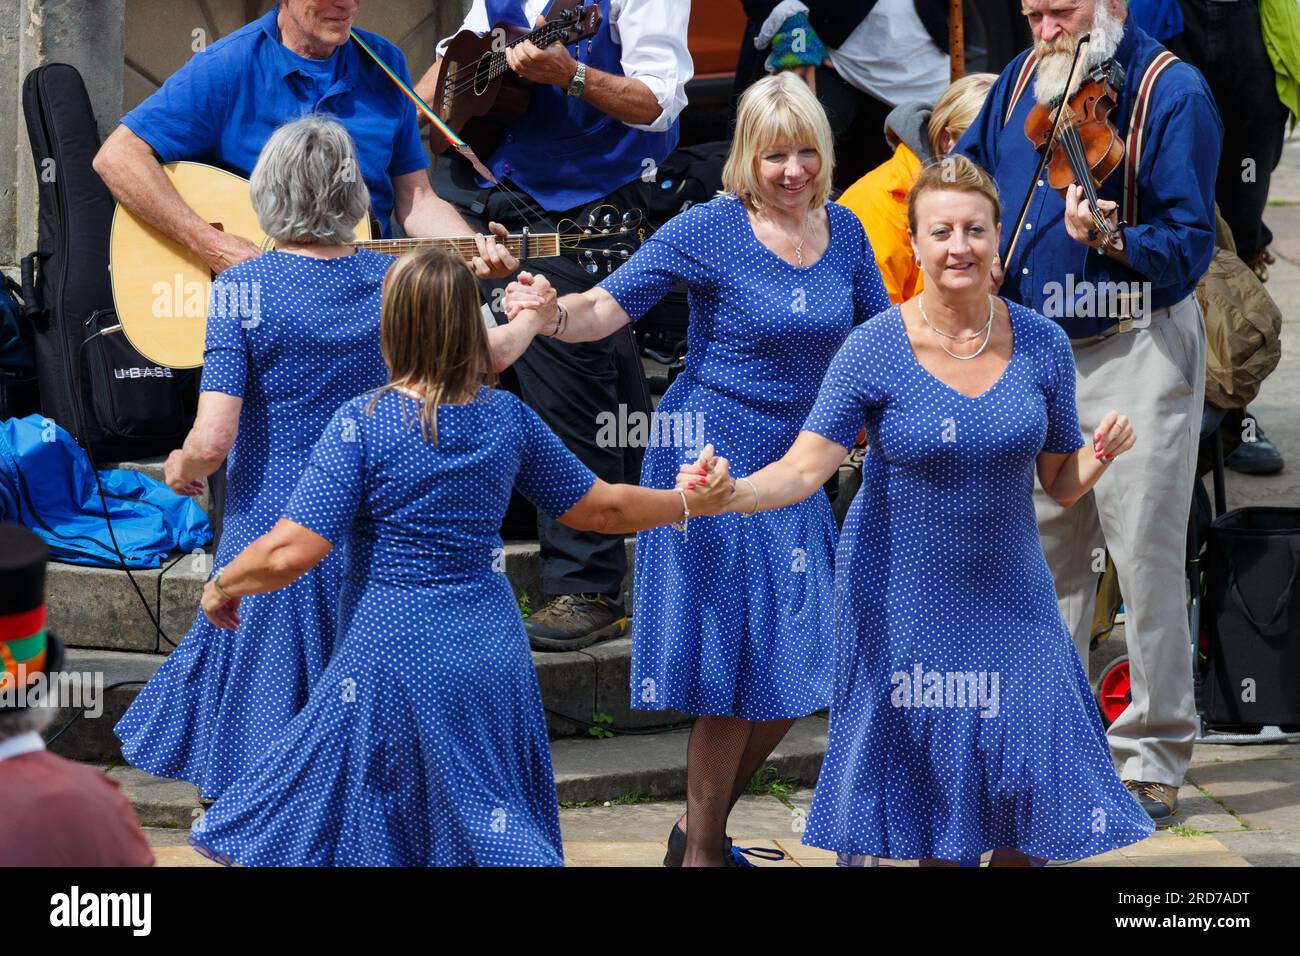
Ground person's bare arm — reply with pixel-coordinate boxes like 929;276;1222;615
487;309;547;371
680;430;848;515
503;21;662;126
200;518;332;629
164;392;242;495
504;271;632;344
1036;411;1135;509
559;447;733;533
93;125;262;275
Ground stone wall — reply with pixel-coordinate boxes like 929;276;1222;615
1;0;470;271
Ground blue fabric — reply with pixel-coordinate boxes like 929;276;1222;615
598;196;890;720
114;249;395;800
1128;0;1184;42
798;301;1154;861
0;415;210;568
0;279;33;371
955;20;1222;338
188;388;595;865
482;0;679;211
120;7;428;236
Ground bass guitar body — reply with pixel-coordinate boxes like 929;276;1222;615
108;161;371;369
430;0;601;157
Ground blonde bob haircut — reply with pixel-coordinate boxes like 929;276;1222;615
721;72;835;213
366;248;496;444
927;72;997;158
906;154;1002;235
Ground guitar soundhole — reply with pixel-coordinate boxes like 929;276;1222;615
474;53;493;96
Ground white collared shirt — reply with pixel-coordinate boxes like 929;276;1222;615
438;0;693;133
0;731;46;764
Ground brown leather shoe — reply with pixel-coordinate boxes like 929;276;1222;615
524;592;628;651
1124;779;1179;822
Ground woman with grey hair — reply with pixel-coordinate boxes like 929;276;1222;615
115;115;398;802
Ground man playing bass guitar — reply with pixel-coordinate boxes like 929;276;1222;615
415;1;692;652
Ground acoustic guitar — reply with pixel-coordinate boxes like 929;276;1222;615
430;0;602;157
108;161;639;368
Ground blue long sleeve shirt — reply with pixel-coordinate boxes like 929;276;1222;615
955;20;1222;339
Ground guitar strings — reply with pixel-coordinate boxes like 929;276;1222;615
442;20;575;94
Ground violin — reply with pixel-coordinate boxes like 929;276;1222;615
1025;57;1127;244
1002;34;1127;267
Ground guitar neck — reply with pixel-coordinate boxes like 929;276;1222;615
356;233;561;261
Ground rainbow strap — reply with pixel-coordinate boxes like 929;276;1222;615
350;30;499;186
0;603;48;688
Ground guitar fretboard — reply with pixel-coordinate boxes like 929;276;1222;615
357;233;562;261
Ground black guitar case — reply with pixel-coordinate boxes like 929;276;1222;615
20;62;193;463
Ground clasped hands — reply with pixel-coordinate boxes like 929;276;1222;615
503;271;559;333
674;444;736;517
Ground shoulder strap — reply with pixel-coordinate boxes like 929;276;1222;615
1003;52;1039;127
1122;50;1181;227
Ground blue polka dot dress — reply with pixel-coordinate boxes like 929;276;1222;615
115;249;394;800
799;301;1155;861
600;195;889;720
189;388;595;866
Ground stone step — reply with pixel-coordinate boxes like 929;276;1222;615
48;631;688;760
110;456;211;514
46;537;636;654
86;716;829;828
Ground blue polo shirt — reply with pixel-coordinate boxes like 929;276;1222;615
121;7;429;236
956;21;1222;339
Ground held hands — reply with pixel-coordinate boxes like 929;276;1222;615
201;579;241;630
675;444;736;517
504;270;559;330
1064;184;1120;250
1093;411;1135;463
506;16;579;87
470;222;519;280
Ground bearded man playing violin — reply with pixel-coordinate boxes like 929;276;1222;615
956;0;1222;823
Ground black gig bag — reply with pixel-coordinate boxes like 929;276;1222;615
21;63;192;461
1203;507;1300;728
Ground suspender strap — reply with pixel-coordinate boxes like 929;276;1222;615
1122;50;1180;227
1003;52;1039;127
1000;47;1181;229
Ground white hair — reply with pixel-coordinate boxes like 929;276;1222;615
1033;0;1126;106
249;114;371;245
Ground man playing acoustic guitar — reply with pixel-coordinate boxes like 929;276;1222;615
94;0;518;280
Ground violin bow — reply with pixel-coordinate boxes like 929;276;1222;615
1000;33;1093;270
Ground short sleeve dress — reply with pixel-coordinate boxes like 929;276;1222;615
114;249;394;801
798;300;1155;860
599;194;889;719
189;387;596;866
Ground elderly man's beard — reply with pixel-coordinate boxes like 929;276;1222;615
1033;0;1125;106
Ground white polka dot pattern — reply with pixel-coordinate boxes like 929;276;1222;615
188;388;596;865
115;249;395;801
600;194;891;720
799;301;1155;861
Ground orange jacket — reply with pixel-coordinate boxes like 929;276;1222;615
838;143;923;305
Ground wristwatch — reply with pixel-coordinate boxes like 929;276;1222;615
566;60;587;98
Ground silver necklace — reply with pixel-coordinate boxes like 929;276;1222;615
766;208;811;266
918;293;995;361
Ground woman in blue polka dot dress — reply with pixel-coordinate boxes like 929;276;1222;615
686;157;1154;865
187;249;735;866
114;117;396;802
504;73;890;865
